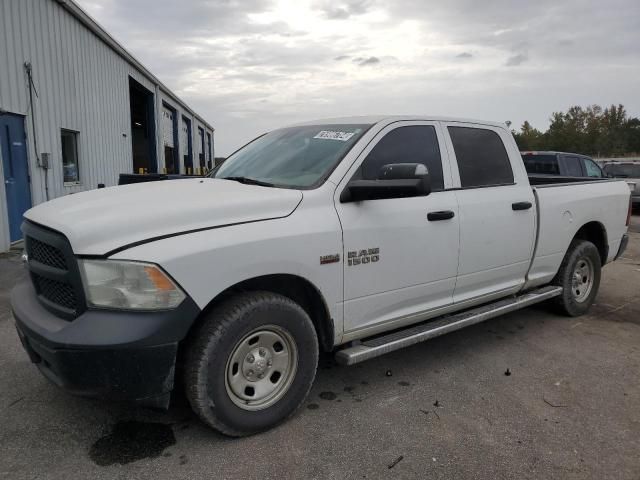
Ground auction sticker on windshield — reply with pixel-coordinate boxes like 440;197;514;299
314;130;356;141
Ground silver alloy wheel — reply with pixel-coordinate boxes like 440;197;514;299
571;256;594;303
225;325;298;411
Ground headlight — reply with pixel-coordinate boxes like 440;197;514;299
79;260;186;310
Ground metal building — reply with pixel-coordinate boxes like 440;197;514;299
0;0;215;252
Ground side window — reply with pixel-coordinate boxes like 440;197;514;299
563;156;583;177
583;158;603;178
359;125;444;191
448;127;514;187
61;129;80;185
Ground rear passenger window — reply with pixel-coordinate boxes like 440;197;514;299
448;127;514;188
359;126;444;191
563;156;583;177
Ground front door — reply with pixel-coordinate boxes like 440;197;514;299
1;113;32;242
335;121;460;336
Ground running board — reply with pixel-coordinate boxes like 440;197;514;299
335;286;563;366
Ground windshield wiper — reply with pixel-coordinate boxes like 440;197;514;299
220;176;275;187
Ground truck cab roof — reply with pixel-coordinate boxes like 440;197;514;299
288;115;509;129
520;151;593;159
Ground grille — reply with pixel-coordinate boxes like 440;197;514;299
28;237;67;270
24;225;83;320
32;274;78;311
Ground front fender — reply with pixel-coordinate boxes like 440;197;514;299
110;206;344;342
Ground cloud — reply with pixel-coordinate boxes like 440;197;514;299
80;0;277;37
314;0;372;19
75;0;640;155
353;56;380;66
556;39;574;47
505;53;528;66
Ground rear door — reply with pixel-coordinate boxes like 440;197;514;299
1;113;32;242
335;121;460;336
442;123;536;303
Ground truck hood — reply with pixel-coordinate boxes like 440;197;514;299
24;178;303;255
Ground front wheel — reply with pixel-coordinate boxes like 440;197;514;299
552;239;602;317
184;292;319;436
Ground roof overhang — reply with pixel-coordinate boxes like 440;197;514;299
53;0;214;131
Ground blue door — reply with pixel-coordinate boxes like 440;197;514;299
1;113;32;242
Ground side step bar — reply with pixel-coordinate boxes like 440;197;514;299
335;285;563;366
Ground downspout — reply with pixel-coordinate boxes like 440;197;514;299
24;62;48;201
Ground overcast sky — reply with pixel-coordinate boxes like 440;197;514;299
76;0;640;156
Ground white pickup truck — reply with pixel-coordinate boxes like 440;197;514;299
12;116;631;436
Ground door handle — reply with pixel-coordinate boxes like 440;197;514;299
427;210;455;221
512;201;532;211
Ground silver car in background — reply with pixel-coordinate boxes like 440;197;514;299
602;162;640;207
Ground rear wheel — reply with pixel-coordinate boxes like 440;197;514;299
184;291;319;436
552;240;601;316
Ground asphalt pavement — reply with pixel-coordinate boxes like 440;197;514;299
1;216;639;480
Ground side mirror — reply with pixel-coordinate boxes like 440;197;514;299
340;163;431;203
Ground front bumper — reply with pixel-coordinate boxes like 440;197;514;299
12;280;200;408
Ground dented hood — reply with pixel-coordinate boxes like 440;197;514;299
24;178;302;255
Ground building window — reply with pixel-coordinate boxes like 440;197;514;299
61;129;80;185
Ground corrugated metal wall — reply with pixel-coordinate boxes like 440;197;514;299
0;0;214;251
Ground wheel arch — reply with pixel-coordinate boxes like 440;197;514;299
572;221;608;265
192;274;335;352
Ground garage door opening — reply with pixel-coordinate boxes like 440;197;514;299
181;116;193;174
207;132;213;170
162;103;178;174
129;78;157;173
197;126;205;173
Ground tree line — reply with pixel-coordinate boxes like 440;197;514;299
509;104;640;158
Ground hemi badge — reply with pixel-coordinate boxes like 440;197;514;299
320;254;340;265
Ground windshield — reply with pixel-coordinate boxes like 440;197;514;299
603;163;640;178
212;124;370;188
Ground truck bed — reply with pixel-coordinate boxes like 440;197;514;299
524;178;631;290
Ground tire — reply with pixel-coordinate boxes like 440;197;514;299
184;291;319;437
552;239;601;317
